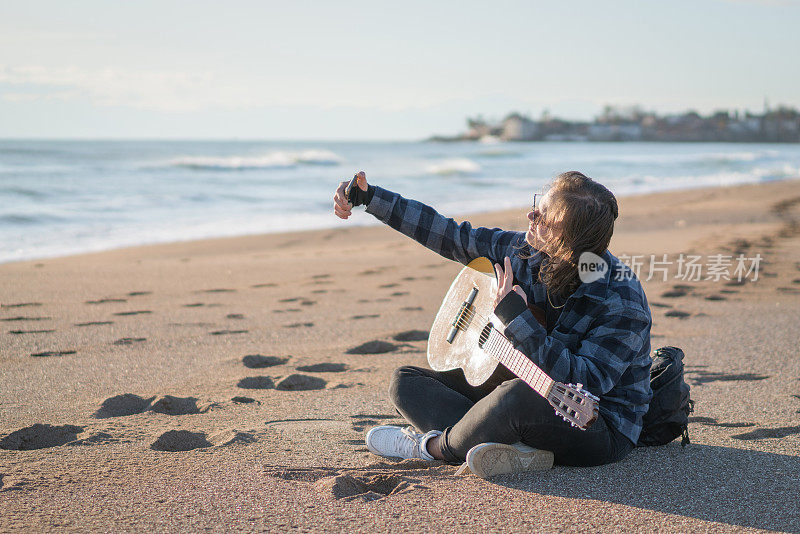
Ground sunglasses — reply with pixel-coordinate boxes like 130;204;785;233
532;193;542;224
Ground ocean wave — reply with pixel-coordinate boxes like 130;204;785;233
592;149;780;166
0;213;63;225
170;149;344;170
0;186;49;199
426;158;482;176
621;164;800;191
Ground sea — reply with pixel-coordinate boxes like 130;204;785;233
2;139;800;264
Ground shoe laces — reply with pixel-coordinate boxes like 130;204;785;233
395;426;424;458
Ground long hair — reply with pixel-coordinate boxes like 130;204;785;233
534;171;618;299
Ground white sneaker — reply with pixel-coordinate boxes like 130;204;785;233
365;425;440;460
465;442;554;479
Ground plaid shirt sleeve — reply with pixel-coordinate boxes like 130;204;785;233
365;185;524;266
502;299;650;395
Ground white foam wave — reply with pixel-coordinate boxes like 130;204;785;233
171;149;344;170
426;158;482;176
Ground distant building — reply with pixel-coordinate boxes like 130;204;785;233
430;104;800;143
500;113;539;141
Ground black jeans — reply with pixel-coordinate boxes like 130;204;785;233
389;365;634;466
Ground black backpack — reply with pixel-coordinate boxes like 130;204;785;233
637;346;694;447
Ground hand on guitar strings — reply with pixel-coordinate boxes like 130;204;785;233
493;256;528;308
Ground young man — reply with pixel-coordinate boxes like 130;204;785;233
333;171;652;477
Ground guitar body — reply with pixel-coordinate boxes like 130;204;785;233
427;257;599;430
427;258;498;386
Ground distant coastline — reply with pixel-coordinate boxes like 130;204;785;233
430;104;800;143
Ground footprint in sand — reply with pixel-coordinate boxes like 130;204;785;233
1;316;51;322
379;283;399;289
127;291;152;296
251;283;277;288
86;298;127;304
346;340;400;355
226;313;245;319
284;322;314;328
150;395;218;415
665;310;691;319
94;394;155;418
9;329;55;335
183;302;206;307
400;306;424;312
237;376;275;389
93;394;216;418
296;363;349;373
242;354;289;368
273;308;301;313
209;329;248;335
393;330;429;342
265;465;424;502
197;288;237;293
31;350;76;357
231;396;259;404
689;416;755;428
75;321;114;327
113;310;152;316
661;289;689;298
731;425;800;440
311;274;331;280
685;370;770;386
1;302;43;308
113;337;146;345
352;314;380;320
150;430;211;451
275;374;327;391
704;295;727;301
0;424;83;450
312;473;416;502
650;302;673;308
390;292;409;297
725;279;747;287
311;289;328;294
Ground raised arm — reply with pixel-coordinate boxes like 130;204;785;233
333;172;524;266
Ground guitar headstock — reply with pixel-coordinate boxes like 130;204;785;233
547;382;599;430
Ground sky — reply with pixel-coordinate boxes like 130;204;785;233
1;0;799;140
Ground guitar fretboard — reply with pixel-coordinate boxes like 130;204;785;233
480;325;554;398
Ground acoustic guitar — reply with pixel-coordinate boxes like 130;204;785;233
428;257;599;429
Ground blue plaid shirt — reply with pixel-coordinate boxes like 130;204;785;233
366;186;653;445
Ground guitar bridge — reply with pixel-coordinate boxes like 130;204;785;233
446;286;479;344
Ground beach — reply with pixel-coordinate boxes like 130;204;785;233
1;178;799;532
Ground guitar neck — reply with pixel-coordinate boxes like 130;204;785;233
481;326;554;398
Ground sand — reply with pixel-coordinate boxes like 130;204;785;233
1;179;799;533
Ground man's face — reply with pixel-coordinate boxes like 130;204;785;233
525;190;555;248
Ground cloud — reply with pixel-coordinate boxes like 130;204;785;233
0;64;459;113
0;65;226;112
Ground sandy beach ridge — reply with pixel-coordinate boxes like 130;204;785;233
1;179;800;532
